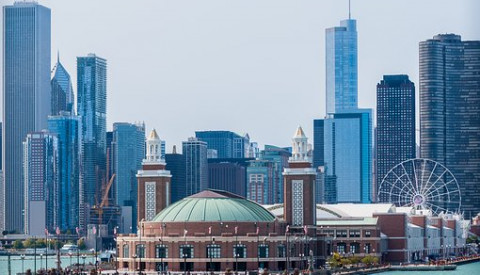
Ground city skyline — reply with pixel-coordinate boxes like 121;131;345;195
0;0;477;150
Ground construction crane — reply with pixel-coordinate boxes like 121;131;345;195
92;173;116;224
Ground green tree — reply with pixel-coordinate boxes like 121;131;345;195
340;258;351;268
23;238;36;248
35;239;46;248
77;238;86;250
13;240;24;249
362;255;379;266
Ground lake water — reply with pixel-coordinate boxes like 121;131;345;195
381;261;480;274
0;254;96;274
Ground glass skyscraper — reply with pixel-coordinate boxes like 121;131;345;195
246;159;275;204
112;122;145;230
259;145;291;203
322;111;372;203
183;138;208;196
376;75;416;202
48;114;81;231
196;131;248;159
77;54;107;220
2;2;51;232
325;19;358;114
51;54;74;115
165;148;186;203
419;34;480;218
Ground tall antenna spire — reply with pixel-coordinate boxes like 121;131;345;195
57;50;60;63
348;0;351;19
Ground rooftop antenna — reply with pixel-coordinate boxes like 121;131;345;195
348;0;351;19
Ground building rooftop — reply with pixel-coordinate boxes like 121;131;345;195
316;217;378;226
153;190;276;223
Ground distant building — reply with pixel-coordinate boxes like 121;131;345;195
165;146;186;203
313;120;325;203
183;138;208;196
23;132;58;236
419;34;480;218
112;122;145;232
325;17;358;114
259;145;291;203
48;114;81;232
51;54;74;115
376;75;416;202
77;54;107;225
3;2;51;232
196;131;249;158
208;162;246;197
246;160;275;204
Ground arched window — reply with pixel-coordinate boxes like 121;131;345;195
123;244;129;258
136;244;146;258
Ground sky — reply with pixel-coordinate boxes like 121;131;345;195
2;0;479;151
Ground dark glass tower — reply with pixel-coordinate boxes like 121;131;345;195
77;54;107;223
376;75;416;202
195;131;247;158
165;148;186;203
182;138;208;196
2;2;51;232
51;54;74;115
419;34;480;218
48;114;81;231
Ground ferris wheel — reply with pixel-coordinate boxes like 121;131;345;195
378;158;461;215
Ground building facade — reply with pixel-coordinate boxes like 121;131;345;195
320;111;372;203
260;145;291;203
23;132;58;236
208;162;246;197
77;54;107;223
183;138;208;196
51;54;74;115
376;75;416;202
325;18;357;114
2;2;51;232
196;131;248;159
165;146;186;204
47;114;81;232
112;122;145;231
137;130;171;224
246;160;275;204
419;34;480;218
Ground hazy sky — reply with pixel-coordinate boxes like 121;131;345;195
2;0;479;151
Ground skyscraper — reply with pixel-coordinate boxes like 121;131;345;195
77;54;107;218
259;145;291;203
2;2;51;232
376;75;416;202
322;111;372;203
23;132;58;236
165;146;186;203
195;131;248;158
48;114;81;231
325;17;358;114
51;54;74;115
208;162;246;197
112;122;145;231
419;34;480;218
246;159;275;204
182;138;208;196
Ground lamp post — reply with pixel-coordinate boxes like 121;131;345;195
161;223;166;274
133;254;138;273
40;254;43;271
183;253;187;275
81;254;86;272
69;252;73;268
21;254;25;274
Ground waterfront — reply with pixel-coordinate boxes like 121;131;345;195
0;255;95;274
381;261;480;275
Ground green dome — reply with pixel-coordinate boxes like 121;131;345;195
152;190;276;222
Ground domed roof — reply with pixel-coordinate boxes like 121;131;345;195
152;190;276;222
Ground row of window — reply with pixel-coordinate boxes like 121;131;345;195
322;229;371;238
123;244;288;259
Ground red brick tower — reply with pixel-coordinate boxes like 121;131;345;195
283;126;316;226
137;129;171;224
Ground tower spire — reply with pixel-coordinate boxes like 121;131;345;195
57;50;60;63
349;0;351;19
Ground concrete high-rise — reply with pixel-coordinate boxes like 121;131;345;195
325;18;358;114
376;75;416;202
77;54;107;220
48;114;81;231
182;138;208;196
2;2;51;232
419;34;480;218
51;54;74;115
23;132;58;236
